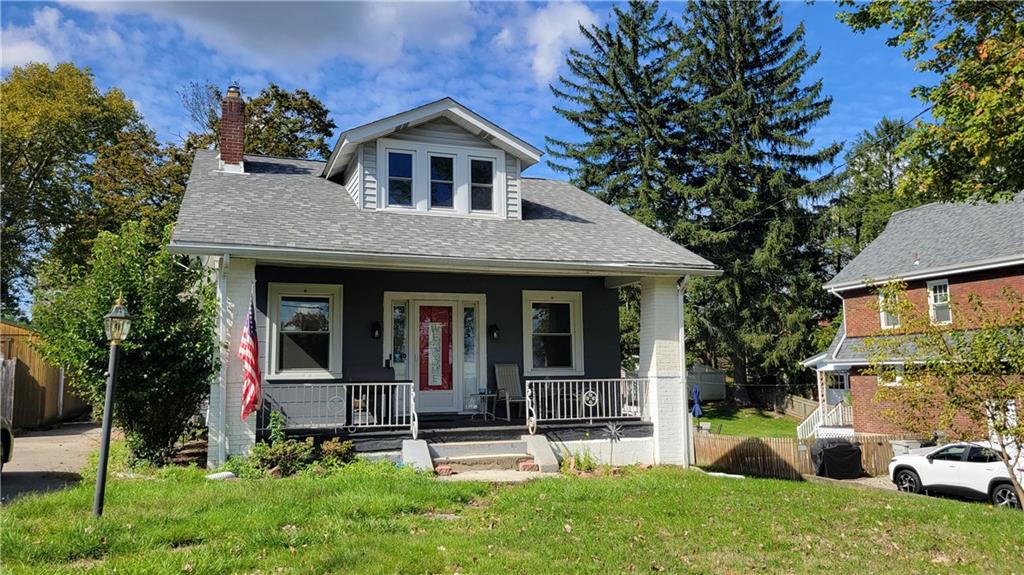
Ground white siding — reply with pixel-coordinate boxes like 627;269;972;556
639;276;688;465
208;257;257;467
505;153;521;220
389;116;493;148
343;148;361;207
362;144;378;210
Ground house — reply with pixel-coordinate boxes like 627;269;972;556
800;197;1024;439
170;87;720;470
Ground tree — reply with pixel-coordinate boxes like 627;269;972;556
33;222;216;462
0;63;137;314
676;1;841;389
179;81;337;160
547;0;689;233
867;282;1024;505
47;126;190;271
839;2;1024;203
818;118;919;277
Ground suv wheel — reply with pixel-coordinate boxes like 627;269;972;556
991;484;1020;509
894;469;921;494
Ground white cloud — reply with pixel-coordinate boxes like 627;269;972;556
2;7;65;68
524;2;597;85
66;1;479;73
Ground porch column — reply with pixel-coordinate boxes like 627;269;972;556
816;370;827;414
208;256;257;468
639;276;688;466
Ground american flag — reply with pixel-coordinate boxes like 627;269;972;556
239;296;262;421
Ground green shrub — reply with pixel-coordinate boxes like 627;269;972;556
560;448;598;474
318;438;356;467
249;437;315;476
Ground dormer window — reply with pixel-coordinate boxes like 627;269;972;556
378;138;505;217
387;151;414;207
471;158;494;212
430;155;455;209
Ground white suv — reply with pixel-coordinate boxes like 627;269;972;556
889;442;1022;509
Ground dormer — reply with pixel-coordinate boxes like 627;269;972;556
322;98;542;220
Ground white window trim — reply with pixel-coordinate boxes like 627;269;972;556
266;283;343;380
377;137;506;218
468;156;496;213
878;292;900;330
926;279;952;325
522;290;585;377
384;148;416;209
427;152;457;211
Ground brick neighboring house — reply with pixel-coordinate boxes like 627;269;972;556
800;197;1024;439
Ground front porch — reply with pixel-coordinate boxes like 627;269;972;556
258;378;655;453
209;257;696;467
796;368;855;439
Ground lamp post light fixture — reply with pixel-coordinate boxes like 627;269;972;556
93;296;132;517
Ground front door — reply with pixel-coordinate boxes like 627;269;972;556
416;303;456;412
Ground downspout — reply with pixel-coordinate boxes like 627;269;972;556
677;276;692;467
216;254;230;466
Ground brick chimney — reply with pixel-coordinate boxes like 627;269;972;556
219;84;244;173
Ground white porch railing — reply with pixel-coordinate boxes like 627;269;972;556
262;381;418;439
796;407;822;440
823;402;854;427
797;402;854;439
525;378;650;434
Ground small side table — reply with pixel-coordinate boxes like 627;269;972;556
470;393;497;421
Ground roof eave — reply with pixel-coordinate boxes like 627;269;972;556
168;240;721;278
825;255;1024;293
321;98;543;179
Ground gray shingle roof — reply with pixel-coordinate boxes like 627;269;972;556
170;150;717;274
825;195;1024;289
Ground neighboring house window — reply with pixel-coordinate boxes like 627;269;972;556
268;283;343;379
879;292;900;329
470;158;494;211
879;367;904;387
927;279;952;325
429;155;454;209
387;151;414;207
522;290;584;376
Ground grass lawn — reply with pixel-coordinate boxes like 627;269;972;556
2;462;1020;574
696;403;798;438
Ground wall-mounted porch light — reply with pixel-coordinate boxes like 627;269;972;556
371;321;382;339
488;324;500;340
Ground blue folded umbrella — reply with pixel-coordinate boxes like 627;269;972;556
691;381;703;418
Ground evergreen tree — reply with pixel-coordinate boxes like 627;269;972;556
676;1;841;389
547;0;688;232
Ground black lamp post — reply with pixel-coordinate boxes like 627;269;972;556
93;296;132;517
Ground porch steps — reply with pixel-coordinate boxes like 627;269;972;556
428;439;536;473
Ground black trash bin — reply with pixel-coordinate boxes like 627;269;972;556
810;438;864;479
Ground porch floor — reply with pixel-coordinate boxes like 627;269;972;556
283;413;653;453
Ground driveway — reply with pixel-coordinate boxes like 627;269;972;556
1;423;101;503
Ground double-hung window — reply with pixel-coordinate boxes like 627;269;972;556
927;280;952;325
429;155;455;209
470;158;494;212
522;290;584;376
879;292;900;330
387;151;414;207
268;283;343;379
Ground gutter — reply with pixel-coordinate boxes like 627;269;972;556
168;241;722;279
825;256;1024;293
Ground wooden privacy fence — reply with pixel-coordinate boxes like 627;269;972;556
694;433;916;479
0;320;89;428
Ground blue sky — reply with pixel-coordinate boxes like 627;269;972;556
2;1;930;180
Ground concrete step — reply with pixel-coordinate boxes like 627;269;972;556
428;439;528;459
432;453;534;472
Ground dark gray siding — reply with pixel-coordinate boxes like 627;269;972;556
255;266;621;389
